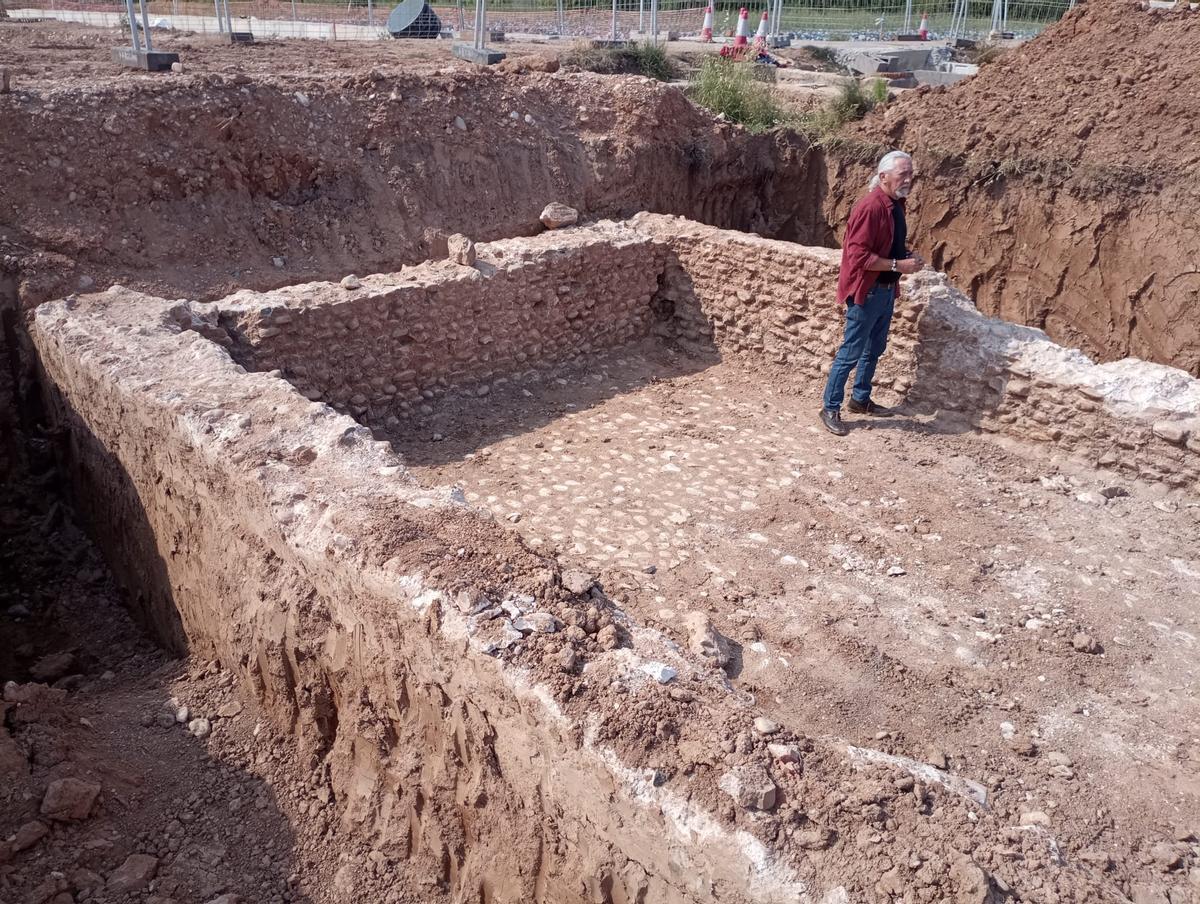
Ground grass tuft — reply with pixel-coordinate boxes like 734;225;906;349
688;57;788;133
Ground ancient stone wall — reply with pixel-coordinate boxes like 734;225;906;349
632;214;1200;493
213;225;666;431
30;287;819;904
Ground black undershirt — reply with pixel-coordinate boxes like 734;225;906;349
875;201;907;285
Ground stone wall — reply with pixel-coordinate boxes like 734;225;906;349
30;287;821;904
211;224;666;431
631;213;925;401
631;214;1200;493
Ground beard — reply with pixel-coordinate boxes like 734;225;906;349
896;185;912;198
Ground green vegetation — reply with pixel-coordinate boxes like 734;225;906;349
561;41;677;81
797;78;888;144
629;41;674;81
688;57;789;133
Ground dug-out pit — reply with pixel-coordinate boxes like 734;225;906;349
30;215;1200;903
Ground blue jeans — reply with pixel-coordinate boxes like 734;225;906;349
822;283;895;411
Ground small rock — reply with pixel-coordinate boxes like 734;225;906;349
216;701;242;719
175;705;189;724
1075;491;1107;506
596;624;619;650
188;717;212;738
293;90;309;106
681;611;731;670
558;646;578;673
454;115;467;131
539;202;579;230
340;274;361;290
524;113;535;124
1072;632;1102;654
1099;485;1129;500
155;711;176;729
561;569;596;595
271;256;285;269
925;749;949;770
12;820;49;852
639;662;678;684
203;895;241;904
41;778;101;822
948;857;995;904
1152;499;1179;514
106;854;159;894
1019;810;1050;827
886;564;906;577
719;763;777;810
29;652;75;684
795;826;834;850
1047;751;1073;767
1151;841;1183;871
512;612;561;634
171;61;184;73
753;717;780;735
766;743;803;772
447;233;475;267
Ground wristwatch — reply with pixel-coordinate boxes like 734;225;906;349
890;259;897;272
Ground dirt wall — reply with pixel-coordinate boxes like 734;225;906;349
822;1;1200;376
0;66;826;315
213;224;667;426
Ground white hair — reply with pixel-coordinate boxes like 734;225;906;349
868;150;913;190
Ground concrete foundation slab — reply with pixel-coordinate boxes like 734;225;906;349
451;41;505;64
110;46;180;71
912;67;970;86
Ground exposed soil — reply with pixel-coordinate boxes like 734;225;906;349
822;0;1200;377
388;336;1200;903
0;21;828;313
4;13;1200;904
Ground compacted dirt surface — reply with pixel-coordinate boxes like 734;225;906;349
392;338;1200;903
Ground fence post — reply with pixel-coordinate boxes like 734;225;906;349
124;0;142;51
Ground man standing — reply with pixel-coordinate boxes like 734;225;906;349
820;150;925;437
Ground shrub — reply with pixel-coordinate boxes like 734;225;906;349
630;41;675;81
689;57;788;133
798;78;887;144
561;41;676;82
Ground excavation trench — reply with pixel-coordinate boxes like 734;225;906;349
26;213;1200;903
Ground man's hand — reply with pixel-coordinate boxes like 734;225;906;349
898;253;926;275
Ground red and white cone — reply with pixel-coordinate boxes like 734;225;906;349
733;6;750;45
753;10;769;48
918;11;929;38
700;5;713;41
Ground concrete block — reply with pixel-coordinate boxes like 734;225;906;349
110;46;180;72
229;31;254;43
628;29;679;41
911;68;969;86
451;42;506;65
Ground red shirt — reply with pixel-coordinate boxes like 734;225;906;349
836;186;904;306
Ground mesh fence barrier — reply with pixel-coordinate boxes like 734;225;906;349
9;0;1068;41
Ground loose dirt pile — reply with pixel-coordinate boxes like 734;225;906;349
823;0;1200;376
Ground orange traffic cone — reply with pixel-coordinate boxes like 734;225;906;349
918;11;928;38
753;10;769;48
733;6;750;45
700;5;713;41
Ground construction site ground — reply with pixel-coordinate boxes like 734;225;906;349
2;13;1200;904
